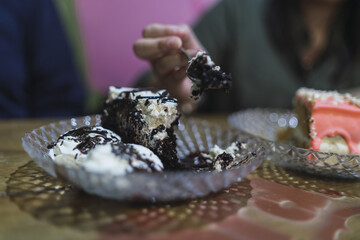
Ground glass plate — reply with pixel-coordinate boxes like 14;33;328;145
22;115;264;202
228;108;360;179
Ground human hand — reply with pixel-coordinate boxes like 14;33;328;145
133;24;203;110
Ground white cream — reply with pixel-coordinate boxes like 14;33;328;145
296;87;360;107
136;99;178;130
210;142;241;172
188;51;220;71
108;87;169;102
127;144;164;172
108;86;135;101
81;143;163;175
50;135;86;162
81;144;133;175
209;142;240;159
49;126;121;162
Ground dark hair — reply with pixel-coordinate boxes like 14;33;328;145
264;0;360;83
343;0;360;56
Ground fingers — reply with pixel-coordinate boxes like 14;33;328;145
134;23;203;61
152;53;188;77
134;36;182;60
175;24;200;49
142;24;186;38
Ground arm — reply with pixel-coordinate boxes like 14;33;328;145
0;0;85;118
0;1;28;118
133;0;241;112
26;0;86;118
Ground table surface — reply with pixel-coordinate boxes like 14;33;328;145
1;115;360;240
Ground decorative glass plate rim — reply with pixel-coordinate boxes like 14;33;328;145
231;108;351;154
22;115;264;176
228;108;360;179
21;114;265;201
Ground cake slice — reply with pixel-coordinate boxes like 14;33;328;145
293;87;360;155
186;51;232;99
101;87;181;169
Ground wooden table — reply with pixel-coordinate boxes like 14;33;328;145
1;116;360;240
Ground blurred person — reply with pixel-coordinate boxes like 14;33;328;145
134;0;360;113
0;0;85;118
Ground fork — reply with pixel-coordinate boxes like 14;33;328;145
180;47;192;61
179;47;202;85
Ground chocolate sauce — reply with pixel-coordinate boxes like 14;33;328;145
47;143;56;149
181;141;248;172
48;126;120;154
214;152;234;169
150;125;166;139
111;142;160;172
115;88;178;104
181;151;214;172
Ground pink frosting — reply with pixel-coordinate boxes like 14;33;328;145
309;98;360;154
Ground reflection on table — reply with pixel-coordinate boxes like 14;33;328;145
1;116;359;240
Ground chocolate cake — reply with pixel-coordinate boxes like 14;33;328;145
293;87;360;155
186;51;232;98
102;87;181;170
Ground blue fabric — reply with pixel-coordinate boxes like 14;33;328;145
0;0;85;118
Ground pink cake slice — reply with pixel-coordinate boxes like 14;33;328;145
293;88;360;155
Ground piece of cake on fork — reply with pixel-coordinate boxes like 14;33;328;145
186;51;232;99
293;87;360;155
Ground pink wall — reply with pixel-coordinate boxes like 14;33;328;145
75;0;219;93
